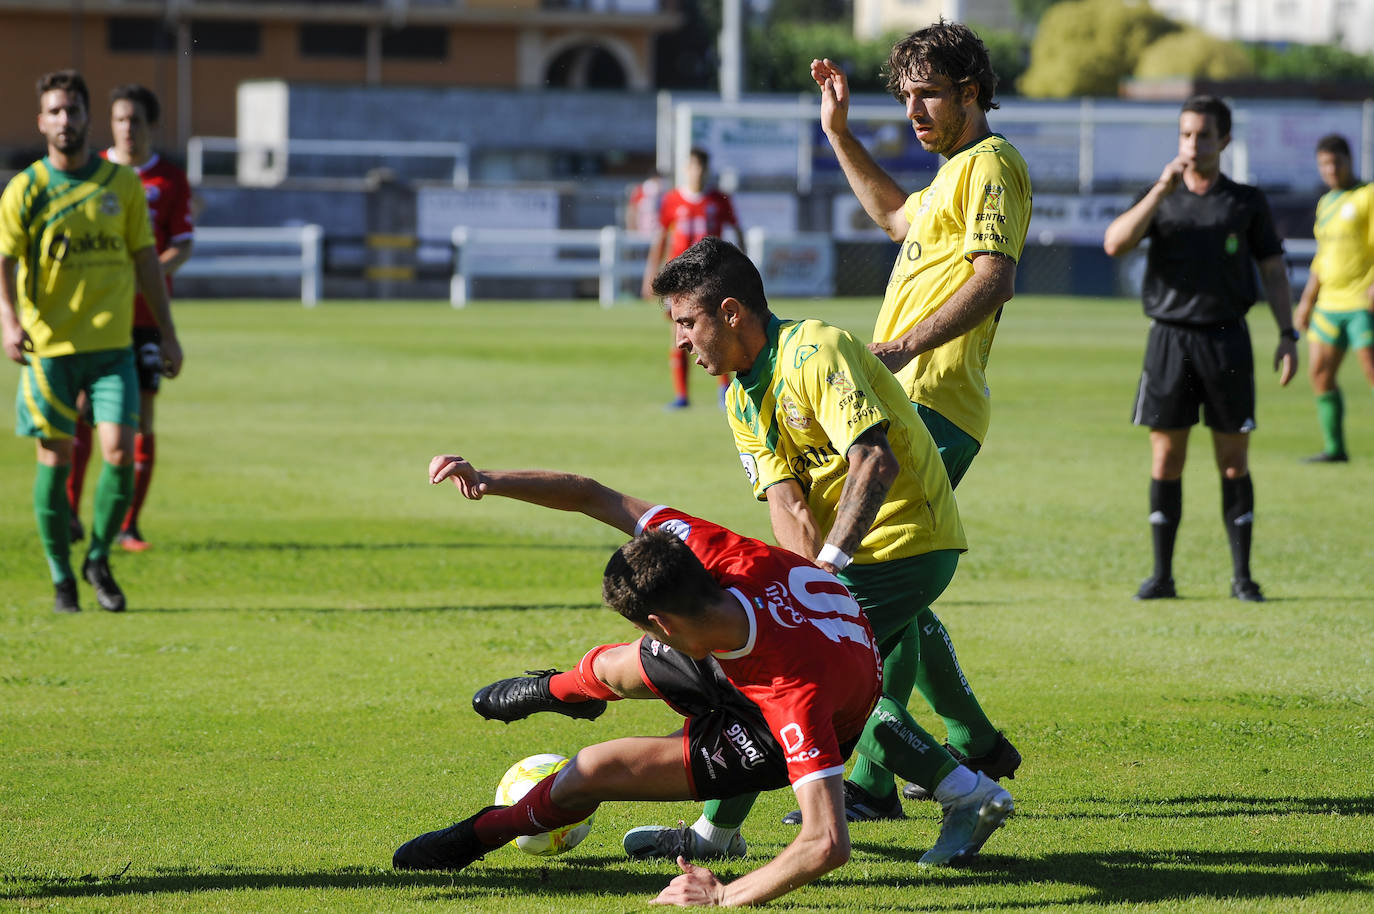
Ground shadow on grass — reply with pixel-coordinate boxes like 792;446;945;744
11;848;1373;906
1023;794;1374;819
167;540;619;554
133;602;608;614
841;848;1374;909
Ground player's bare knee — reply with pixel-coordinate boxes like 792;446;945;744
590;644;645;698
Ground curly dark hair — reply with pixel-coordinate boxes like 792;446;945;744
884;20;999;112
36;69;89;112
602;528;721;626
650;236;769;317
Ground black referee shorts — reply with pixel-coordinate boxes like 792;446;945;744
637;637;793;800
1132;320;1256;433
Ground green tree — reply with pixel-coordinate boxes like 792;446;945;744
1134;29;1254;81
1244;41;1374;81
1020;0;1179;97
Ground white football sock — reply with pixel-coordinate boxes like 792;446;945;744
691;815;739;851
932;764;978;804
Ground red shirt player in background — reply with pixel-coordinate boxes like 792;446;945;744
68;84;194;551
640;148;744;409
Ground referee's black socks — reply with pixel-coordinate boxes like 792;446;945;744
1221;474;1254;581
1148;478;1183;580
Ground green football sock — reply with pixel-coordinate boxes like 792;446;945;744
848;625;921;800
34;463;74;584
1315;389;1346;456
703;793;757;831
855;695;958;792
88;462;134;562
912;606;996;758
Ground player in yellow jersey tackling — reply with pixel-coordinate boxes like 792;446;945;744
1294;134;1374;462
622;236;1017;860
810;20;1029;802
0;70;183;614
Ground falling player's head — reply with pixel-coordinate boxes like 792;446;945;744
602;529;721;630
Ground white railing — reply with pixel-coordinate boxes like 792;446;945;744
186;136;470;188
176;225;324;306
450;226;650;307
449;226;835;306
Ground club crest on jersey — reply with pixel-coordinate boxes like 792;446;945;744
660;519;691;541
779;393;811;430
983;183;1003;214
100;193;120;216
826;371;854;395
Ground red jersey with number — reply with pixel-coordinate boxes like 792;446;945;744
658;188;739;259
636;505;882;789
102;150;194;328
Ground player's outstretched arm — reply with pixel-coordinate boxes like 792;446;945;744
651;775;849;907
428;455;654;535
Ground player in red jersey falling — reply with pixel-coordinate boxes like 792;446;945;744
68;84;194;551
641;148;744;409
391;454;1014;906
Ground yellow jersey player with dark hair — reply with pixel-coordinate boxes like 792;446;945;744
0;69;183;614
1294;133;1374;463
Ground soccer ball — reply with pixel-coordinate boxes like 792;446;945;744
494;753;595;857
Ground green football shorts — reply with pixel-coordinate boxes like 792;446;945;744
1310;306;1374;350
15;347;139;440
839;548;960;652
916;403;981;489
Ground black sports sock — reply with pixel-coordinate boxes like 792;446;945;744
1221;474;1254;580
1149;478;1182;580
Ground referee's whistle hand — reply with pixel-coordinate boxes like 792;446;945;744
1274;342;1298;386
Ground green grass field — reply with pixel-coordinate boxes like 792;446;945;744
2;296;1371;913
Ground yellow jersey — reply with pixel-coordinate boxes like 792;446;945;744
726;317;966;564
0;156;155;358
874;133;1031;444
1312;182;1374;312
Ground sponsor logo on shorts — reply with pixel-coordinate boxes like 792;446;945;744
725;722;766;769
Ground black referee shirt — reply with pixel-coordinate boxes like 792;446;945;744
1139;173;1284;325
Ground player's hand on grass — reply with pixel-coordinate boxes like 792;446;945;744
2;320;31;365
159;334;184;378
810;58;850;138
429;454;488;498
1274;339;1298;386
649;856;727;907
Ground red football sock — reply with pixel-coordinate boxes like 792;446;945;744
473;770;598;847
67;420;93;513
123;433;155;531
670;348;689;399
547;643;626;702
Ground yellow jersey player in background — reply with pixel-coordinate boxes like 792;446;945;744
0;69;183;614
624;236;1017;860
810;20;1029;803
1294;133;1374;463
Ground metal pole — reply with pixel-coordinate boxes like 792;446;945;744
719;0;742;103
450;227;469;308
301;224;323;307
599;225;618;308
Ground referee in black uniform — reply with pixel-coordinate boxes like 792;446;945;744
1104;95;1298;603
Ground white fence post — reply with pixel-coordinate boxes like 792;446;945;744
450;226;469;308
301;224;323;307
599;225;620;308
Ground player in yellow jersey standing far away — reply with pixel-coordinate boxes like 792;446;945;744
622;236;1017;861
1294;134;1374;463
810;19;1030;802
0;70;183;614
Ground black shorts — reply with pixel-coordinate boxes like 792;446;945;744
131;326;163;394
1132;320;1255;433
637;637;801;800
